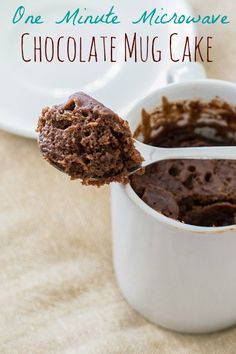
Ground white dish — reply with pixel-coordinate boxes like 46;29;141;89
0;0;194;138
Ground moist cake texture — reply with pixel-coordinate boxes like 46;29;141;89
131;97;236;227
37;92;143;186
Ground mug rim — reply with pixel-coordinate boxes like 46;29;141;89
124;78;236;235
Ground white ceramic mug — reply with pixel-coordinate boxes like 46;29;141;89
111;65;236;334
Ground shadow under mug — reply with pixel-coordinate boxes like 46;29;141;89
111;75;236;334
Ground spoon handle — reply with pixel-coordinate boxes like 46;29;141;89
134;140;236;167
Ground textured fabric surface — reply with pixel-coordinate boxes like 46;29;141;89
1;1;236;353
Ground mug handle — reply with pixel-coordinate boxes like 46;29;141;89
167;62;207;84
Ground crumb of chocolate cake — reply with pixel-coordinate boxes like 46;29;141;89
36;92;143;186
134;97;236;144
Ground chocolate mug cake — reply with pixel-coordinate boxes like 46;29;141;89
131;97;236;227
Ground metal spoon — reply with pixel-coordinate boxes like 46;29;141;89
89;141;236;182
129;140;236;175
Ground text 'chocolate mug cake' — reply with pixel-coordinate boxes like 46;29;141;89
36;92;143;186
131;97;236;227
